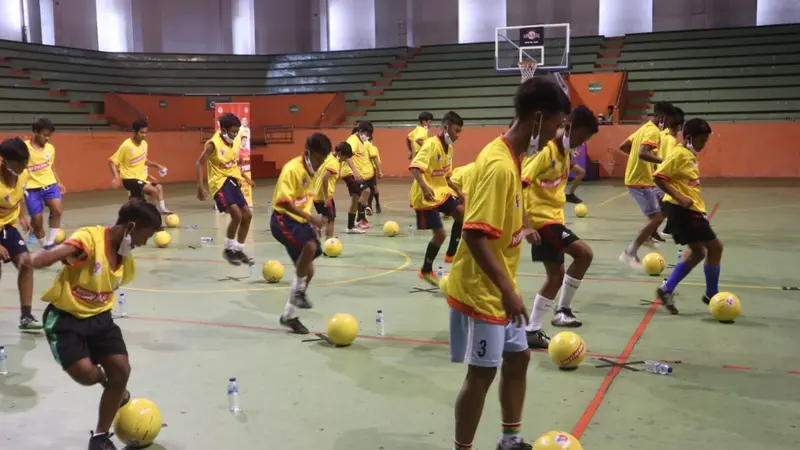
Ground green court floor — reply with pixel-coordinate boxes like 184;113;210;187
1;179;799;449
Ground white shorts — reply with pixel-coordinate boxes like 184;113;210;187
627;187;661;217
449;307;528;368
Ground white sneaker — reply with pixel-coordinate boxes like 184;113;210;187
619;251;642;270
642;239;660;249
346;227;366;234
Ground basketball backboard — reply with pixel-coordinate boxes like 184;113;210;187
494;23;571;74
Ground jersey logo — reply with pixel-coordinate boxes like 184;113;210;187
302;177;309;187
688;178;701;187
72;287;112;304
130;153;147;164
220;161;236;169
94;262;103;275
562;231;570;239
515;193;520;209
510;228;525;247
538;176;564;189
28;162;49;171
436;153;442;162
129;147;135;154
550;160;556;169
45;153;51;160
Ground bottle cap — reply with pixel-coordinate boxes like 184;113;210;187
377;310;383;313
666;367;673;373
229;377;236;381
0;346;4;349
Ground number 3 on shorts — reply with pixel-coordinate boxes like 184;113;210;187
477;339;487;357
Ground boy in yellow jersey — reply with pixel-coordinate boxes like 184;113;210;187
407;111;433;159
30;199;161;450
196;113;255;266
271;133;332;334
410;111;464;284
654;119;719;315
24;118;66;249
313;141;353;240
655;107;684;236
341;121;381;233
366;136;382;215
0;138;42;330
108;119;172;214
447;78;570;450
617;102;675;269
521;106;597;349
443;161;475;263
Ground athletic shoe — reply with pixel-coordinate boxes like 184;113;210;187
526;329;551;350
642;239;660;249
357;220;372;229
375;206;382;214
618;251;642;270
444;254;454;263
701;295;711;305
19;315;43;330
88;432;118;450
496;440;532;450
565;193;582;204
656;285;679;314
223;249;242;266
280;316;309;334
235;250;255;266
365;206;373;216
418;270;439;287
346;227;366;234
551;308;582;328
289;290;313;309
651;231;667;243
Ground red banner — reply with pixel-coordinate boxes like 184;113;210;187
214;103;253;205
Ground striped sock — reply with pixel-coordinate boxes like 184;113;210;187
501;422;522;445
453;440;472;450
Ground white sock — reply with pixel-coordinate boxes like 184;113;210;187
234;241;245;251
37;238;45;247
557;275;582;310
526;294;554;332
224;238;234;250
282;300;297;319
46;228;60;246
291;274;307;294
158;200;167;211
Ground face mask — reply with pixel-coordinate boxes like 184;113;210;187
657;119;665;131
527;115;543;157
444;132;453;146
562;132;572;151
359;134;370;143
119;231;133;257
221;133;233;145
4;164;21;177
304;151;317;176
686;139;694;151
424;125;429;130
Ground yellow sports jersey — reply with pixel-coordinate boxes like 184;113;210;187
313;153;339;202
623;121;661;187
340;134;375;180
206;133;241;196
407;125;428;156
654;144;707;214
0;170;29;227
449;162;476;196
409;136;455;210
521;140;570;229
41;226;136;319
657;129;677;161
447;136;525;324
369;143;381;166
272;156;314;223
109;138;148;182
25;140;57;188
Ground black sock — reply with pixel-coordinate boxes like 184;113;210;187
357;206;366;222
422;242;441;273
348;213;356;229
446;220;463;256
21;305;32;317
368;191;375;209
374;193;381;209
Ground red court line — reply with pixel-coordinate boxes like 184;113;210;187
570;300;660;439
723;365;751;371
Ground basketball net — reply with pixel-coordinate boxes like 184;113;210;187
519;61;538;83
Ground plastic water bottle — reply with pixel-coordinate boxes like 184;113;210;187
375;310;386;336
201;237;213;247
436;266;444;278
227;377;241;413
676;248;684;263
643;360;672;375
188;224;198;232
116;292;127;318
268;202;273;214
0;346;8;375
407;225;413;237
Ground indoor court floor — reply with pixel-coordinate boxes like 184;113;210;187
1;179;799;450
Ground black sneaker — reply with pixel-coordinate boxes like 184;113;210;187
656;285;679;314
365;206;373;216
651;231;667;243
701;295;711;305
19;314;43;331
280;316;309;334
223;249;242;266
289;291;313;309
496;439;532;450
375;205;382;214
526;329;551;350
565;193;582;204
88;432;118;450
235;250;255;266
551;308;582;328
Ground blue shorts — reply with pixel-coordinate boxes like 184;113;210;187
627;187;661;216
449;307;528;368
270;212;322;263
214;177;248;213
25;184;61;216
0;224;29;263
415;195;459;230
314;199;336;220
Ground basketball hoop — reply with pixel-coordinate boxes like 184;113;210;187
519;61;538;83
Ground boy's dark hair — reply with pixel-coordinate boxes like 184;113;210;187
335;141;353;158
351;127;358;134
418;112;434;122
117;198;162;230
0;138;30;162
132;119;148;132
307;133;332;155
218;113;241;130
653;102;674;117
355;121;373;135
569;105;599;134
442;111;464;127
32;118;55;133
514;78;571;120
682;118;712;139
671;107;685;128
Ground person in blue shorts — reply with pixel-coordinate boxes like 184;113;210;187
271;133;332;334
24;118;67;249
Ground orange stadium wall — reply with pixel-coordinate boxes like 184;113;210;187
2;123;799;193
104;93;342;129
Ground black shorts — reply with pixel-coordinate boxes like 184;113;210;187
314;199;336;219
663;202;716;245
532;223;580;264
343;175;369;196
122;178;146;198
0;224;28;263
415;195;459;230
43;304;127;370
364;177;377;189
